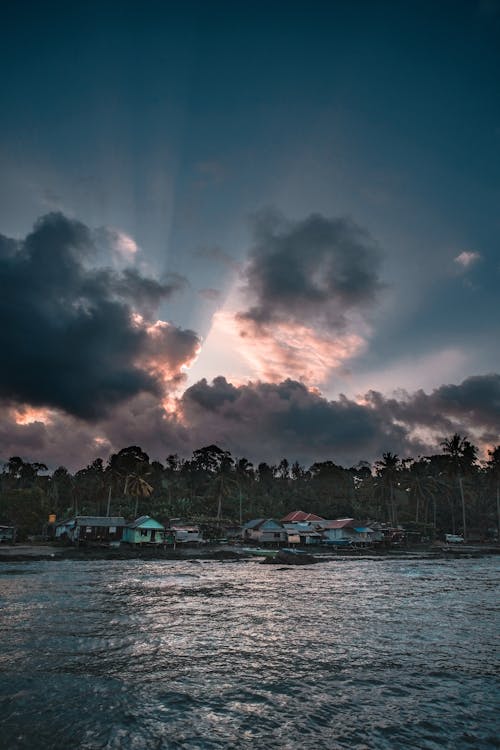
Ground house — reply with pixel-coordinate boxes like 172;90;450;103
54;518;74;540
0;524;16;543
282;512;324;545
242;519;287;545
281;510;324;524
123;516;165;545
168;519;202;544
283;523;322;546
369;523;404;545
55;516;126;545
318;518;374;546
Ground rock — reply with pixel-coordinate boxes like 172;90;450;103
261;550;318;565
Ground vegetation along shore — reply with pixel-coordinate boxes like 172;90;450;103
1;433;499;554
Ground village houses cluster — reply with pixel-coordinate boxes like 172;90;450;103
47;511;402;548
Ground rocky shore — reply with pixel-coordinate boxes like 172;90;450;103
0;542;498;564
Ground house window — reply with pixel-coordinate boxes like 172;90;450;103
274;533;281;538
140;529;148;536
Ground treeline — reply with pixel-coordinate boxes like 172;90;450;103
1;434;499;540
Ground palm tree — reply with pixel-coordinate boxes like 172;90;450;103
124;473;154;518
374;452;401;525
440;434;478;540
486;446;500;537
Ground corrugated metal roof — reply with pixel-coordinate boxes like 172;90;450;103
243;518;284;531
281;511;324;522
75;516;126;527
319;518;355;529
354;527;373;533
127;515;164;529
243;518;265;530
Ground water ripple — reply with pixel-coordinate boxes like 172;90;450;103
0;557;499;749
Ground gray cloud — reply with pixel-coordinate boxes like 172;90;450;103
238;210;384;330
0;213;200;419
366;373;500;437
1;373;498;470
198;288;222;301
180;376;412;465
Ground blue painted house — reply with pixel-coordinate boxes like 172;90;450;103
242;518;287;544
123;516;165;545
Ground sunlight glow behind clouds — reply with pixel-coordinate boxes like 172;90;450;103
207;309;366;387
13;405;53;426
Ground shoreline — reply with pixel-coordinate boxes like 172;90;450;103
1;542;499;563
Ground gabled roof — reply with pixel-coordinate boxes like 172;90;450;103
243;518;265;530
319;518;355;530
243;518;284;531
281;511;324;523
127;515;164;530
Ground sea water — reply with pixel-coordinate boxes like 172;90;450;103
0;556;498;749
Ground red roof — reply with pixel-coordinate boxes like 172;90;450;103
281;511;325;522
319;518;355;530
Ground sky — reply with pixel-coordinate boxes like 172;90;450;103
0;0;499;470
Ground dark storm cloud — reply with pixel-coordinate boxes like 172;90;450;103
2;373;498;471
238;211;383;330
0;393;191;471
181;377;411;465
105;268;187;320
179;374;500;465
0;213;200;419
366;373;500;436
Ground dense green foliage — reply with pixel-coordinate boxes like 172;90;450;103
1;436;499;540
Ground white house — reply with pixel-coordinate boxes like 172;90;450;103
169;519;202;544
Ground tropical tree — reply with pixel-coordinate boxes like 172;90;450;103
440;433;479;539
374;452;401;525
125;472;154;518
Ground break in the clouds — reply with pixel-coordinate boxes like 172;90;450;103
206;211;383;386
0;213;200;419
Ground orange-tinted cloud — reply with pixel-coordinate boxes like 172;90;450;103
210;309;365;386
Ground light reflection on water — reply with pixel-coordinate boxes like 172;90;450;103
0;557;499;749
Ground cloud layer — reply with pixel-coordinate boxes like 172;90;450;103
2;373;498;470
0;213;199;419
0;212;497;471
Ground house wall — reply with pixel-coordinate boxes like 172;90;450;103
321;528;352;541
123;523;164;544
172;528;201;543
75;525;123;542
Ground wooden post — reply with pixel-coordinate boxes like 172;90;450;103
459;476;466;542
496;484;500;541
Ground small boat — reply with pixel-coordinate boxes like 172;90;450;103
281;548;309;554
241;547;278;558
